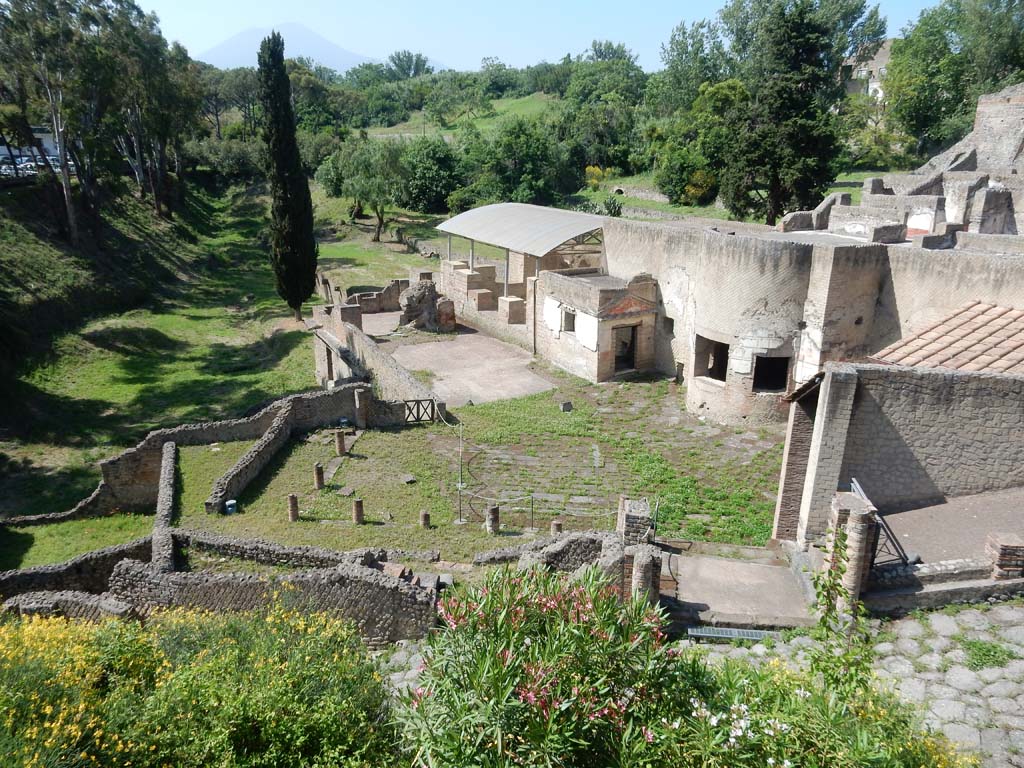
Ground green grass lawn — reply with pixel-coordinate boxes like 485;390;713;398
827;170;890;206
173;368;783;561
577;172;734;221
0;185;322;565
0;513;153;571
369;92;558;138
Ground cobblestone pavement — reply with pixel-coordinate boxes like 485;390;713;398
703;604;1024;767
384;604;1024;766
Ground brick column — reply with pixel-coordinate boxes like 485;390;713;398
773;396;816;541
797;365;859;547
840;507;874;612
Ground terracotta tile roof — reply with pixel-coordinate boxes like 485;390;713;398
872;301;1024;374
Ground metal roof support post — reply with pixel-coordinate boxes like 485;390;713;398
470;239;475;270
447;233;451;260
504;248;510;297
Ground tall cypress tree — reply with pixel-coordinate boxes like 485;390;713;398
257;32;317;321
719;0;839;225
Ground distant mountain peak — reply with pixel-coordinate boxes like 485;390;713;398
198;22;374;73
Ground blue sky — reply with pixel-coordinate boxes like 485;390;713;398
138;0;936;72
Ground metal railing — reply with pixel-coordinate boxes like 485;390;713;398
850;477;909;568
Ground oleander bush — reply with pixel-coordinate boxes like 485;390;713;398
398;567;976;768
0;604;395;768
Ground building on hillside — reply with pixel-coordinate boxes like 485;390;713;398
842;38;895;100
0;126;58;158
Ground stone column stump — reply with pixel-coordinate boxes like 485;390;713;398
335;431;346;456
419;510;431;529
485;505;500;535
287;494;299;523
550;520;563;535
313;462;325;490
352;498;365;525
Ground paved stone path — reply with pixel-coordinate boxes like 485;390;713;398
385;604;1024;765
703;604;1024;767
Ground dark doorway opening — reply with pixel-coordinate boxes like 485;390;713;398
325;342;334;382
614;325;637;372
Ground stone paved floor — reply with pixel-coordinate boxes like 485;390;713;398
882;486;1024;562
703;603;1024;767
385;603;1024;766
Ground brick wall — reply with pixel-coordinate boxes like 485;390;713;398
334;321;444;417
797;364;859;545
773;395;816;541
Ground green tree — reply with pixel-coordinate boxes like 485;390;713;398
649;20;732;116
258;31;318;321
400;136;460;213
0;0;86;242
329;137;405;241
222;67;260;140
719;0;886;88
886;0;1024;152
719;0;839;224
386;50;433;80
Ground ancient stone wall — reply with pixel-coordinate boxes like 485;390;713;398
840;365;1024;511
3;590;134;620
868;247;1024;352
174;529;382;569
0;538;152;600
517;533;610;572
151;442;177;571
0;484;115;527
602;219;817;423
108;558;437;645
334;321;443;416
204;404;295;514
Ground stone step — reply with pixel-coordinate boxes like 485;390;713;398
863;575;1024;615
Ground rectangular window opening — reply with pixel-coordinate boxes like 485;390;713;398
562;308;576;333
694;334;729;382
663;316;675;335
753;355;790;392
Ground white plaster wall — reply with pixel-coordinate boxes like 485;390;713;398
576;312;599;351
543;296;562;335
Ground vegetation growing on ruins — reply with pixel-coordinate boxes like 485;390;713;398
0;604;394;767
404;567;972;767
0;572;977;768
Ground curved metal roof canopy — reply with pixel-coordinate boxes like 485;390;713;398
436;203;604;257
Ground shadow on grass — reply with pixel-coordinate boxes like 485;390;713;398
0;527;33;570
0;452;99;519
197;330;306;377
0;374;283;449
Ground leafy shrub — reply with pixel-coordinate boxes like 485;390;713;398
584;164;605;191
0;604;395;767
602;194;623;217
655;142;718;206
184;138;264;180
398;567;975;768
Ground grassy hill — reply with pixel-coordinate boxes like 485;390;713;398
369;92;559;138
0;183;313;520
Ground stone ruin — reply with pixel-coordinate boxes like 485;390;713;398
399;280;456;332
